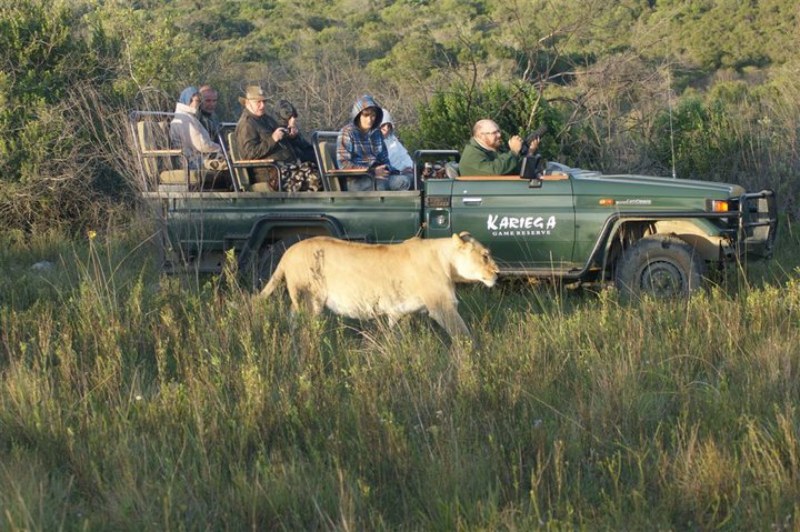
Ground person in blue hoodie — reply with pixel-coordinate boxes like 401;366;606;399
336;95;411;191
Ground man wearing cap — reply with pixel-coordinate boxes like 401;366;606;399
336;94;411;191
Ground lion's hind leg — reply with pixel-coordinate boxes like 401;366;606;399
287;281;326;316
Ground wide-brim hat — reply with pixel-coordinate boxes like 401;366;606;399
238;85;268;106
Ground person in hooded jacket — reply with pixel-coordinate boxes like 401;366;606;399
336;95;411;191
169;86;222;170
379;108;414;175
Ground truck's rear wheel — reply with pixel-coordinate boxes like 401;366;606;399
615;235;706;299
253;235;305;292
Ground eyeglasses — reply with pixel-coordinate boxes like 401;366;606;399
480;129;501;136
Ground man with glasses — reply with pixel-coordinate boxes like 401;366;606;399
458;119;540;176
336;94;411;191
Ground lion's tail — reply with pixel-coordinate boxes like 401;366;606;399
258;261;285;299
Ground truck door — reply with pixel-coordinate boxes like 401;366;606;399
449;176;577;271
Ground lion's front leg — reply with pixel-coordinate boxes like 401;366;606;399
427;303;471;340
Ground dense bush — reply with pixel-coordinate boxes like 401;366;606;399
0;2;122;231
0;1;98;183
0;1;211;232
646;78;800;216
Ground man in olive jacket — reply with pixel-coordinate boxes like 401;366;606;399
234;86;292;164
234;86;323;191
458;119;539;176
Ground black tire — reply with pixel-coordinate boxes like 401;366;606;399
615;235;706;299
252;235;306;292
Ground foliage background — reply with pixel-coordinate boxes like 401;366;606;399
0;0;798;230
0;0;800;232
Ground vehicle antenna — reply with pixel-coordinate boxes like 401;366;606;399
668;68;677;179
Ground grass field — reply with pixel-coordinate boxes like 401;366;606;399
1;222;800;530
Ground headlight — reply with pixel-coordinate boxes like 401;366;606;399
706;199;730;212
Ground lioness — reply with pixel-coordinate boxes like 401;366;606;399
258;232;499;339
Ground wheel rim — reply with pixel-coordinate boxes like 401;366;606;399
639;260;685;297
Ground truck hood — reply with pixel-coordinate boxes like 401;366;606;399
561;164;746;199
591;173;745;196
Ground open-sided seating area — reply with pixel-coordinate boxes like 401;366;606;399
222;131;281;192
131;111;229;192
132;112;435;194
312;130;377;191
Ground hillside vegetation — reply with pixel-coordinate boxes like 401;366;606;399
0;0;798;229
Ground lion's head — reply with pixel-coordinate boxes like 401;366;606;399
450;232;499;287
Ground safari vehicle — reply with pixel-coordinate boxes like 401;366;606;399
131;111;777;298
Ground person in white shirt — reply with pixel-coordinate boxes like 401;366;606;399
379;108;414;175
169;86;221;170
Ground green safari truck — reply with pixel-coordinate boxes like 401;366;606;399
132;112;777;297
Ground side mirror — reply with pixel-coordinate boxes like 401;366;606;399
520;154;543;184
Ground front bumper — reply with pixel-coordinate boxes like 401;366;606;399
736;190;777;259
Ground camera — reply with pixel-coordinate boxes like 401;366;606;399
520;125;547;156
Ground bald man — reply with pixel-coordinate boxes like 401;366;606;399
459;119;539;176
198;85;221;140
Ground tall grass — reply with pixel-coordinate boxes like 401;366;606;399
1;225;800;529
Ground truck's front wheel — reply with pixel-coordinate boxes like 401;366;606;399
615;235;706;299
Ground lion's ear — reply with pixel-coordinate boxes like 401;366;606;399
456;231;474;244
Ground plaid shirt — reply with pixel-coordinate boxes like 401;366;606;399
335;94;395;172
336;123;394;172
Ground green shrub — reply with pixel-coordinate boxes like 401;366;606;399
408;81;560;154
0;0;211;232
